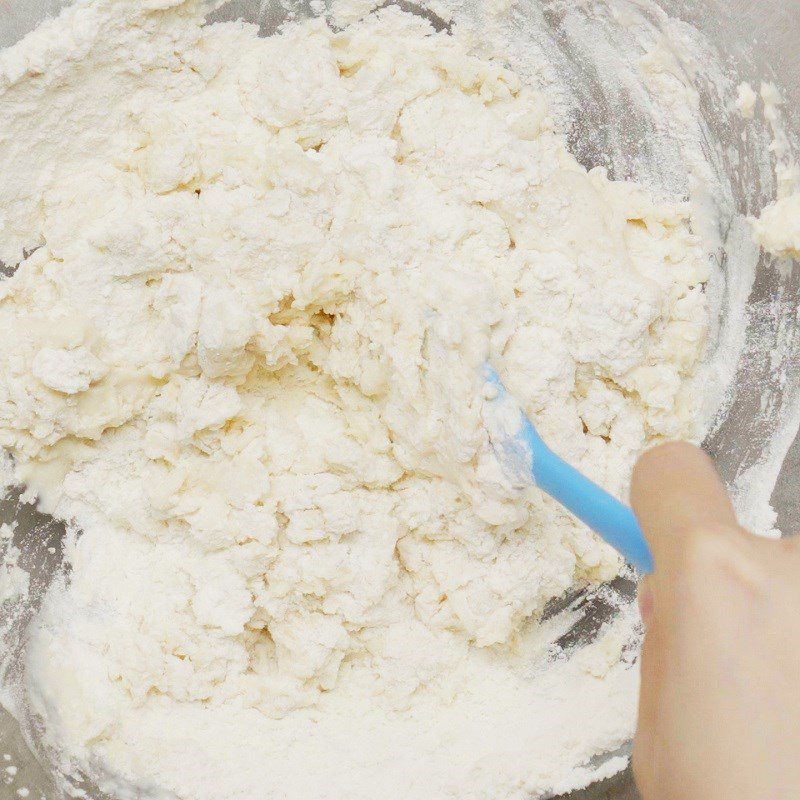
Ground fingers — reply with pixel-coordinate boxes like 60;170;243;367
631;442;799;800
633;576;671;800
637;575;654;626
631;441;744;798
631;442;739;575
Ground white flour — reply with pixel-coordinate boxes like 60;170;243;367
0;1;714;798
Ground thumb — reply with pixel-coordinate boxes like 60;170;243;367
631;442;739;575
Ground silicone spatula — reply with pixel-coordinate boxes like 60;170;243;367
482;363;654;574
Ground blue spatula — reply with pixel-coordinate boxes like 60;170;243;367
482;364;654;574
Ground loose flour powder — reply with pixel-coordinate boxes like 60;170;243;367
0;1;713;798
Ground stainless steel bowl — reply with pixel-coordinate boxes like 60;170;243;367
1;1;798;798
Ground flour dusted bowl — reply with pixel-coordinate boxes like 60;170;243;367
1;1;799;799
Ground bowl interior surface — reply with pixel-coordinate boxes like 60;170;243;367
1;1;798;798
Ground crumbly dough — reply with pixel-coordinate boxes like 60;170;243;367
745;83;800;260
753;195;800;258
735;82;758;119
0;2;709;798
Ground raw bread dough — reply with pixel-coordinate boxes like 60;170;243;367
753;194;800;258
0;1;709;798
748;82;800;259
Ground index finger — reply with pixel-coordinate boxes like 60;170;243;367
631;442;738;574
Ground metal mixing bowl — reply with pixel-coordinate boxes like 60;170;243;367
1;1;799;798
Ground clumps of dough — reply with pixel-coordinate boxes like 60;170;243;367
0;4;709;798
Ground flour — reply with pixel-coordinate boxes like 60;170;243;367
0;542;28;608
0;1;712;798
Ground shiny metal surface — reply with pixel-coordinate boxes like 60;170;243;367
1;1;799;799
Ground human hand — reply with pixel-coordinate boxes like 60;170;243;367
630;442;800;800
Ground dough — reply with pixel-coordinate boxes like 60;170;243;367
0;1;709;798
753;194;800;258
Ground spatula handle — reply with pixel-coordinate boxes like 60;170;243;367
519;414;654;574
